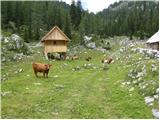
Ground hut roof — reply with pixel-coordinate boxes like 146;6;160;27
146;31;159;43
41;25;70;42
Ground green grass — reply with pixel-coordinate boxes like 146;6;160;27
1;44;157;119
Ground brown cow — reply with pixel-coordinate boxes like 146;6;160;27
85;56;92;61
101;57;113;64
32;62;52;77
72;55;79;60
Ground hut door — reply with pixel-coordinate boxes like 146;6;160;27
53;41;56;45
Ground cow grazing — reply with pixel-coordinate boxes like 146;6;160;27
85;56;92;61
101;57;113;64
32;62;52;77
72;55;79;60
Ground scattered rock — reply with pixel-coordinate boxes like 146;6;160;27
51;112;59;116
53;75;58;78
156;88;159;93
1;91;11;96
96;47;107;53
84;36;92;44
86;42;96;49
73;66;81;71
131;48;159;59
151;64;157;72
55;84;64;89
2;56;6;62
33;83;41;86
10;34;24;49
152;108;159;119
35;42;42;47
129;87;134;92
18;68;23;73
153;94;159;100
122;82;126;85
126;82;131;85
144;96;154;106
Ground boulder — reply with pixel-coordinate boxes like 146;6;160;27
86;42;96;49
84;36;92;44
35;42;42;47
144;96;154;106
152;109;159;119
96;47;107;53
151;64;157;72
10;34;24;49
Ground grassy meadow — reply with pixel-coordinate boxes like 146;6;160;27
1;39;158;119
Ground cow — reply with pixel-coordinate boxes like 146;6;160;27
101;56;113;64
72;55;79;60
85;56;92;61
32;62;52;78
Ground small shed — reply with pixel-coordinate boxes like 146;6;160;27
146;31;159;51
41;25;70;59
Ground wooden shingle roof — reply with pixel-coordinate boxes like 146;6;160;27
41;25;70;42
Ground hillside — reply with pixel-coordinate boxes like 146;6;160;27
1;1;159;43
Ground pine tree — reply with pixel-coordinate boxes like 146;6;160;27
64;14;71;39
70;0;76;28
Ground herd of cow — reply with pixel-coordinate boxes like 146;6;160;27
32;55;113;78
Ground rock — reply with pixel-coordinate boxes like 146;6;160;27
129;87;134;92
1;91;11;96
2;56;6;62
122;82;126;85
151;64;157;72
156;88;159;93
35;42;42;47
1;77;7;81
152;109;159;119
86;42;96;49
18;69;23;72
83;63;94;69
74;66;81;71
144;96;154;106
154;94;159;100
4;37;9;43
133;80;137;84
55;84;64;89
84;36;92;43
126;82;131;85
51;112;59;116
131;48;159;59
63;63;68;66
10;34;24;49
53;75;58;78
13;53;24;61
33;83;41;85
99;48;107;53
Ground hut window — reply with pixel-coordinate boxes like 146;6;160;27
53;41;56;45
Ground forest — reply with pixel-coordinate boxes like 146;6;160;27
1;0;159;44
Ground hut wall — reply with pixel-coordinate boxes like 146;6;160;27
149;42;159;50
44;40;67;53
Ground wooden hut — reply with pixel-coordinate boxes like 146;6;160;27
41;26;70;59
146;31;159;51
